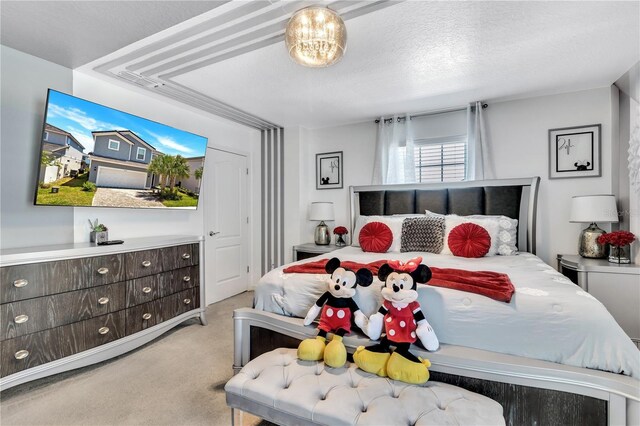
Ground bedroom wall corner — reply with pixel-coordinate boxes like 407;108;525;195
283;126;304;264
0;45;75;249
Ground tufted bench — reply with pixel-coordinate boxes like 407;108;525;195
225;348;505;426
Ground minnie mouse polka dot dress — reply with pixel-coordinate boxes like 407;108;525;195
383;300;419;344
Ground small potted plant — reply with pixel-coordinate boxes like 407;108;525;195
597;230;636;264
333;226;348;247
89;219;109;244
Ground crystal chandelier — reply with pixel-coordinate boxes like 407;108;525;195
285;7;347;68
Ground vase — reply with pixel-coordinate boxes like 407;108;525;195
91;231;109;244
335;234;347;247
608;244;631;264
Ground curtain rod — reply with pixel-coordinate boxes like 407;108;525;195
374;103;488;124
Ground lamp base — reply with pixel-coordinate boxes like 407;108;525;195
578;222;606;258
314;221;331;245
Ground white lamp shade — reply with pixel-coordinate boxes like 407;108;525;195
569;195;619;223
309;202;334;221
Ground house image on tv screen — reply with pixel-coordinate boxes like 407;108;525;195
40;124;87;183
88;130;160;190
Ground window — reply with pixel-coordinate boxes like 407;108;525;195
401;135;467;183
108;139;120;151
136;147;146;161
43;131;49;141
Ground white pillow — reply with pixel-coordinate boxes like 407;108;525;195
427;210;519;256
352;215;404;252
440;214;501;257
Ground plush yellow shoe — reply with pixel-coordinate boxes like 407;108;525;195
297;336;326;361
386;352;431;384
324;335;347;368
353;346;390;377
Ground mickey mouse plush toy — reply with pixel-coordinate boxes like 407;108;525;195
354;256;439;384
298;257;373;368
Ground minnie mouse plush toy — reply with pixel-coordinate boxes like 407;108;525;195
354;256;439;384
298;257;373;368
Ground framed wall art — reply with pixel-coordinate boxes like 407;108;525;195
549;124;601;179
316;151;343;190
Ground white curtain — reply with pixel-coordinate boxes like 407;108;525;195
372;115;415;184
465;101;495;180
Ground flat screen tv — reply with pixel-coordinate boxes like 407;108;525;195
35;89;208;209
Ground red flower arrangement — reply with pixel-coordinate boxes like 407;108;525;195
333;226;348;235
597;231;636;247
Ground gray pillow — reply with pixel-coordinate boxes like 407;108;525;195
401;216;445;253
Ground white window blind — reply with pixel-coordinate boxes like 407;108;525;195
414;135;466;182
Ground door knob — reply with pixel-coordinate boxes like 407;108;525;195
209;231;220;236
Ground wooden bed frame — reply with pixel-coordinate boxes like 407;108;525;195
234;177;640;425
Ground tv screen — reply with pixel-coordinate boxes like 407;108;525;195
35;89;208;209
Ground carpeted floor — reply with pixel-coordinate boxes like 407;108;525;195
0;291;258;426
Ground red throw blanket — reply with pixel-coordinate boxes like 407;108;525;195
283;259;515;303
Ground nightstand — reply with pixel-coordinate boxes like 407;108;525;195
557;254;640;346
293;243;338;261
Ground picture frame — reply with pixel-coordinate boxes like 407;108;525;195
548;124;601;179
316;151;343;190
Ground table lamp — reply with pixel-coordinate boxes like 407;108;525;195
570;195;618;258
309;202;334;245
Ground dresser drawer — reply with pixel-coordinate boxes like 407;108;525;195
1;254;125;303
159;287;200;320
1;311;125;377
1;282;125;341
126;265;198;308
125;249;165;280
163;266;199;296
125;300;161;335
162;244;199;271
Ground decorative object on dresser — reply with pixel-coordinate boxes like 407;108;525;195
548;124;601;179
569;194;618;258
0;236;204;390
557;254;640;347
88;218;108;244
292;243;336;262
285;7;347;68
597;231;636;264
333;226;348;247
309;202;334;245
315;151;343;189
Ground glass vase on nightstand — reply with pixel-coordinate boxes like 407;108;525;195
608;244;631;264
335;234;346;247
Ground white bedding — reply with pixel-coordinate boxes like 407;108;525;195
255;246;640;378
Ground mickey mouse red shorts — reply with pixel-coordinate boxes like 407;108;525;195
318;305;352;334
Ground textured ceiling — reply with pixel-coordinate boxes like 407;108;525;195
0;0;226;68
13;1;640;129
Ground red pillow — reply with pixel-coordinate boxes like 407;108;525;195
448;223;491;258
359;222;393;253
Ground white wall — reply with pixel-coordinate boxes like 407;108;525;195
72;71;263;284
0;46;75;249
289;87;619;266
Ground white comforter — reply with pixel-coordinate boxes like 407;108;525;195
255;246;640;378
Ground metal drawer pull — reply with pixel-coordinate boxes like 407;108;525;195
181;253;191;260
14;350;29;360
183;276;191;282
98;297;110;305
142;260;151;268
98;327;110;335
97;267;109;275
14;314;29;324
183;298;192;305
142;286;152;294
142;313;152;320
13;279;28;288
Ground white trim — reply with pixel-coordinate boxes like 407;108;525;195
93;132;134;145
108;139;120;151
89;156;148;170
119;130;156;151
136;147;147;161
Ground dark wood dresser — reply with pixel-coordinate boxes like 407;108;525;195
0;236;205;390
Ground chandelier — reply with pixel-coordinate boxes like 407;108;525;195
285;7;347;68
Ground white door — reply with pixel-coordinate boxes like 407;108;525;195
96;166;147;189
203;148;249;304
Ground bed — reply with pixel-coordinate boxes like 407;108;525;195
235;177;640;425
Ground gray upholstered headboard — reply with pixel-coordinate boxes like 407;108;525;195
349;177;540;254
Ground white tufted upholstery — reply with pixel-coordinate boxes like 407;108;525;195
225;348;505;426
